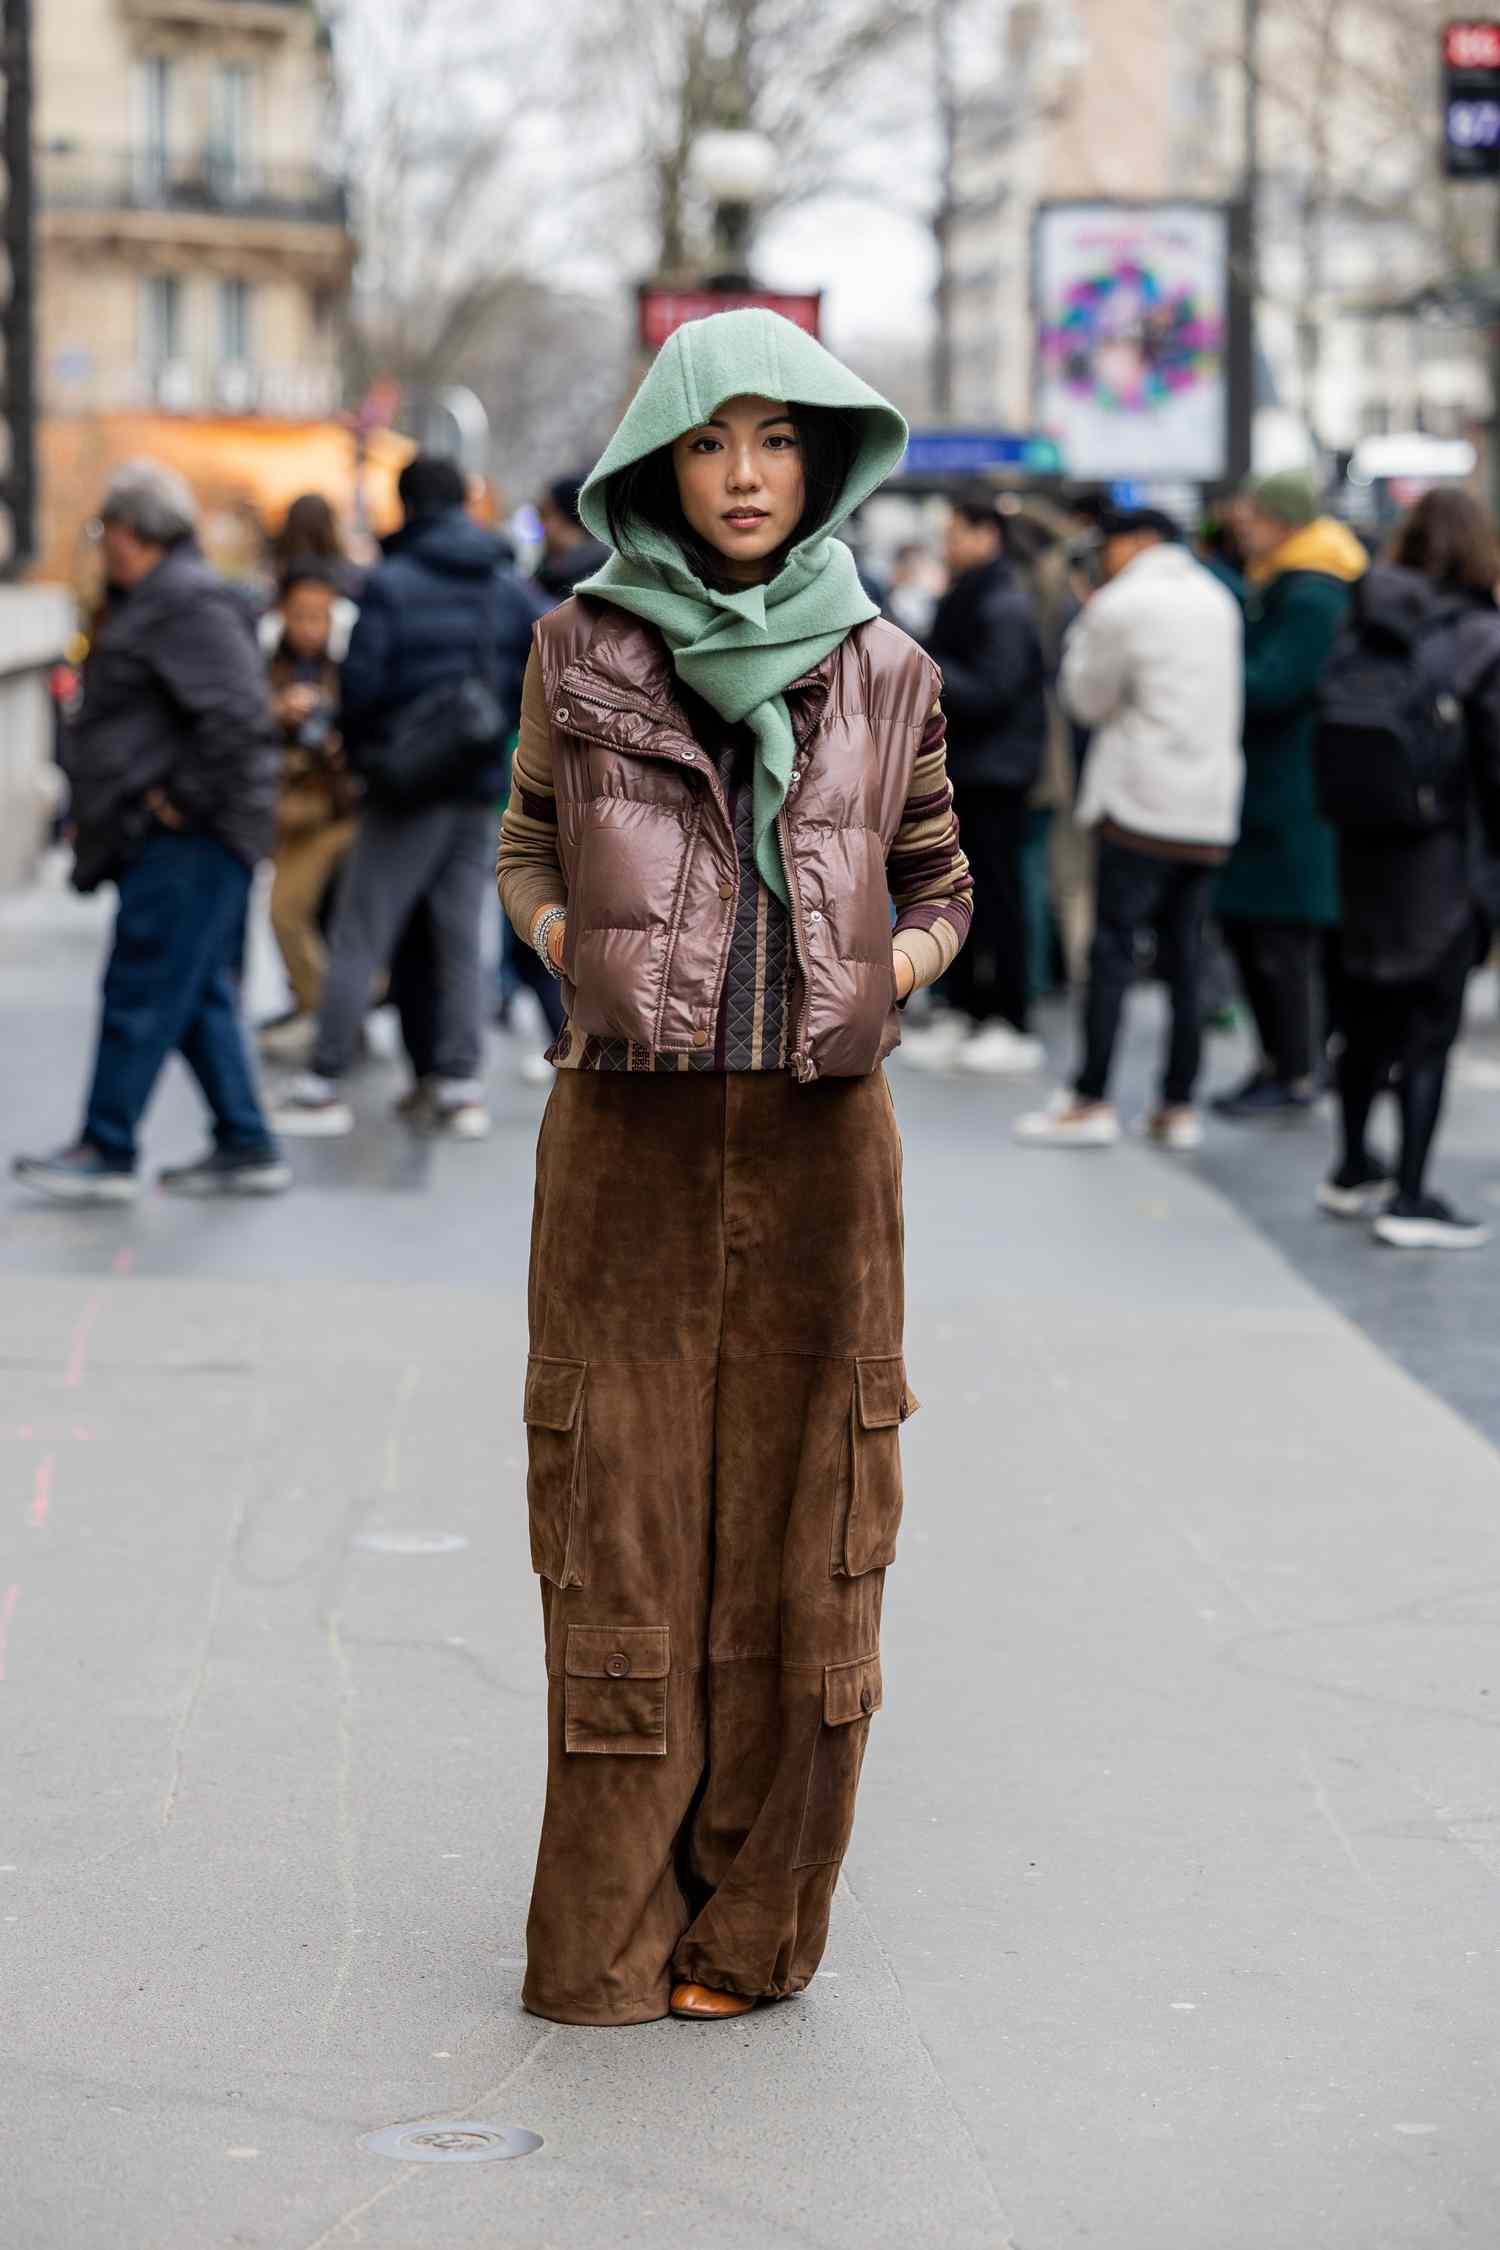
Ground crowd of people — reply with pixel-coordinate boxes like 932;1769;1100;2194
897;471;1500;1252
12;440;1500;1252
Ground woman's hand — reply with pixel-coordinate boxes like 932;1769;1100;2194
893;946;916;1004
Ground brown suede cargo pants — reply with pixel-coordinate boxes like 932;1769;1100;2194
520;1066;915;2026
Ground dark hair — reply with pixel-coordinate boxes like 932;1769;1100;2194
604;404;860;589
274;492;343;565
1097;506;1180;544
545;474;587;527
950;485;1004;536
398;454;468;522
1390;486;1500;596
278;557;340;600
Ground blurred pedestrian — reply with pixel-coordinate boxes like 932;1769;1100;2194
1003;501;1080;1001
1213;472;1366;1118
258;562;359;1060
13;461;288;1203
270;491;367;602
883;540;944;637
532;473;611;601
1015;508;1244;1149
497;308;968;2026
1314;487;1500;1247
903;488;1046;1074
269;455;539;1139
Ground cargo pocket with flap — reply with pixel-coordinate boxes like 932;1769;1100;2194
563;1624;670;1756
793;1652;883;1866
832;1356;919;1577
524;1355;587;1587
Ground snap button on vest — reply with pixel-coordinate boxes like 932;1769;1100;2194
554;704;570;725
717;880;733;902
605;1651;631;1678
691;1029;709;1048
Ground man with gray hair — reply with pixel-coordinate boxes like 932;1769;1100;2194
13;459;288;1203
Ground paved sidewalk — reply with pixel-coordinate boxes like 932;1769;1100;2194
4;881;1500;2248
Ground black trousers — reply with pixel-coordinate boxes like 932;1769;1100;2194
1076;839;1216;1109
1222;918;1320;1086
1338;928;1473;1201
944;784;1030;1031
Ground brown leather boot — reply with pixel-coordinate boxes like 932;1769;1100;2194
669;1981;756;2020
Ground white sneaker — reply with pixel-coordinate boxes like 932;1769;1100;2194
267;1075;354;1137
257;1010;316;1064
434;1101;492;1140
1145;1107;1204;1153
891;1013;973;1071
955;1023;1046;1077
1014;1093;1120;1147
1316;1169;1394;1219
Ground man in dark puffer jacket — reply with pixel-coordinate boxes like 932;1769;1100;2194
14;459;287;1204
271;455;542;1139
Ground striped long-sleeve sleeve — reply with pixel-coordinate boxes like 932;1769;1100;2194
496;651;565;944
888;698;973;991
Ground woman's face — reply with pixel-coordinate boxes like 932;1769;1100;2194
281;580;334;660
671;394;806;583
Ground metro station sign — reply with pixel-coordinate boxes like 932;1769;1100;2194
1443;20;1500;175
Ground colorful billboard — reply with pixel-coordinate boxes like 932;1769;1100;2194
1034;202;1230;483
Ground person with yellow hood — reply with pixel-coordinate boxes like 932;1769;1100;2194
496;310;972;2028
1213;473;1368;1119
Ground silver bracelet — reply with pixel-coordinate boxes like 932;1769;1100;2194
532;906;566;980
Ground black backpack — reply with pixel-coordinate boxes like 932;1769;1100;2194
1315;569;1468;834
358;581;504;811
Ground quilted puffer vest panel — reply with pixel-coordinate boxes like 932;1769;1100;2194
533;599;939;1081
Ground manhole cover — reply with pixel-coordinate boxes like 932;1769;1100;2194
360;2121;543;2164
353;1531;469;1556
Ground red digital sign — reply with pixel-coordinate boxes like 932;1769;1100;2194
638;288;823;351
1446;19;1500;69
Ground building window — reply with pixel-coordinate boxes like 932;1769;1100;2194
219;277;253;364
213;65;256;198
135;56;173;198
142;272;181;371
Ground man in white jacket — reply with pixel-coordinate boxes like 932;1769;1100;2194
1016;508;1244;1149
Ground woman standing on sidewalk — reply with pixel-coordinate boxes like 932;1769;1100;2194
496;310;971;2027
1317;486;1500;1248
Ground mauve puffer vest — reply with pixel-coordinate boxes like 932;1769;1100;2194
534;598;939;1082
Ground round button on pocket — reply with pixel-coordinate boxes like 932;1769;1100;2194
604;1651;632;1679
859;1686;874;1715
554;704;570;725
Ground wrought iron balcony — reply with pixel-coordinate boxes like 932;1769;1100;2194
39;145;347;229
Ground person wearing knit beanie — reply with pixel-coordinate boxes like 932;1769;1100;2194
1244;470;1322;530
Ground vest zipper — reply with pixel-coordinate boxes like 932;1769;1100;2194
778;803;818;1084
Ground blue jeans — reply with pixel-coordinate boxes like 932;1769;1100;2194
83;831;275;1169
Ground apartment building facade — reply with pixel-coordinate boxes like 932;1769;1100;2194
31;0;354;578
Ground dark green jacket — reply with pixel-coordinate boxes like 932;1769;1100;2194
1217;520;1367;925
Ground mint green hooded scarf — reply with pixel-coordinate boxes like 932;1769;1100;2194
576;309;908;906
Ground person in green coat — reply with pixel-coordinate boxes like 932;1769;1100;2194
1213;472;1367;1118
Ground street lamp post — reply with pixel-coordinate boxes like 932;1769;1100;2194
1;0;37;577
688;129;778;288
